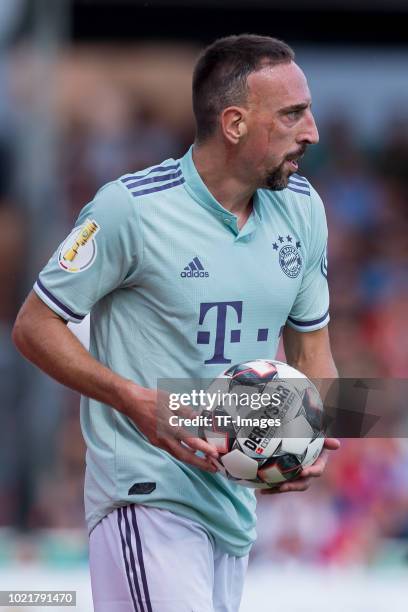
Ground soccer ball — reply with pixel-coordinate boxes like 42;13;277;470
199;359;325;489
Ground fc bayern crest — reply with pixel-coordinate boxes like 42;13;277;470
273;235;303;278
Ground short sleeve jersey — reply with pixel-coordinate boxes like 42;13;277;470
34;146;329;557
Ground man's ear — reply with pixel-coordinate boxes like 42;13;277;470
221;107;248;144
237;122;248;137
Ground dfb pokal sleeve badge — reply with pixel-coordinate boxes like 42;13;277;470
58;219;100;273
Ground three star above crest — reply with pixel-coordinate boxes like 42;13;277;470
273;235;301;249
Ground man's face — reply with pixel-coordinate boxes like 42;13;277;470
242;61;319;190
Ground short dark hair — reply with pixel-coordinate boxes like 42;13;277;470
192;34;295;142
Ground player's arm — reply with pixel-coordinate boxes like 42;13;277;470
261;183;340;494
12;291;218;473
262;325;340;495
283;325;337;379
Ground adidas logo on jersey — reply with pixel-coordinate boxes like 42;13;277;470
181;257;209;278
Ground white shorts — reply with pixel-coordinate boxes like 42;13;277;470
89;504;248;612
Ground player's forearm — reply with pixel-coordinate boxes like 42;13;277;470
283;326;337;377
289;351;338;380
283;324;338;402
12;293;135;411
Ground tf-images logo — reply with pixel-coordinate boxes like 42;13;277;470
181;257;209;278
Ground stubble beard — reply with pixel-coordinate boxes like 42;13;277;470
264;161;291;191
264;146;306;191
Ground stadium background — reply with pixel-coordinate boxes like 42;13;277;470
1;0;408;609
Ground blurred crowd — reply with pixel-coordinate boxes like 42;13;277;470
255;439;408;566
305;116;408;378
0;46;407;566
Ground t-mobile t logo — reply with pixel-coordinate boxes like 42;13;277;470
197;301;243;365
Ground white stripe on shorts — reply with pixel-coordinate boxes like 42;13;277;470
117;506;152;612
89;504;248;612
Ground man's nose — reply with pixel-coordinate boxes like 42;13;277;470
299;110;319;145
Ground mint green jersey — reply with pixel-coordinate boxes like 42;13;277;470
34;146;329;556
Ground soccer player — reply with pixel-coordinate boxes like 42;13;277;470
13;35;339;612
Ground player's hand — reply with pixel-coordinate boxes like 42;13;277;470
260;437;340;495
117;381;219;473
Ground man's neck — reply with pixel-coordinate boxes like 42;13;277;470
192;141;256;220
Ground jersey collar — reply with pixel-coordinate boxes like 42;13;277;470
179;145;262;238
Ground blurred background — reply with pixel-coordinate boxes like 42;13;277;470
1;0;408;609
